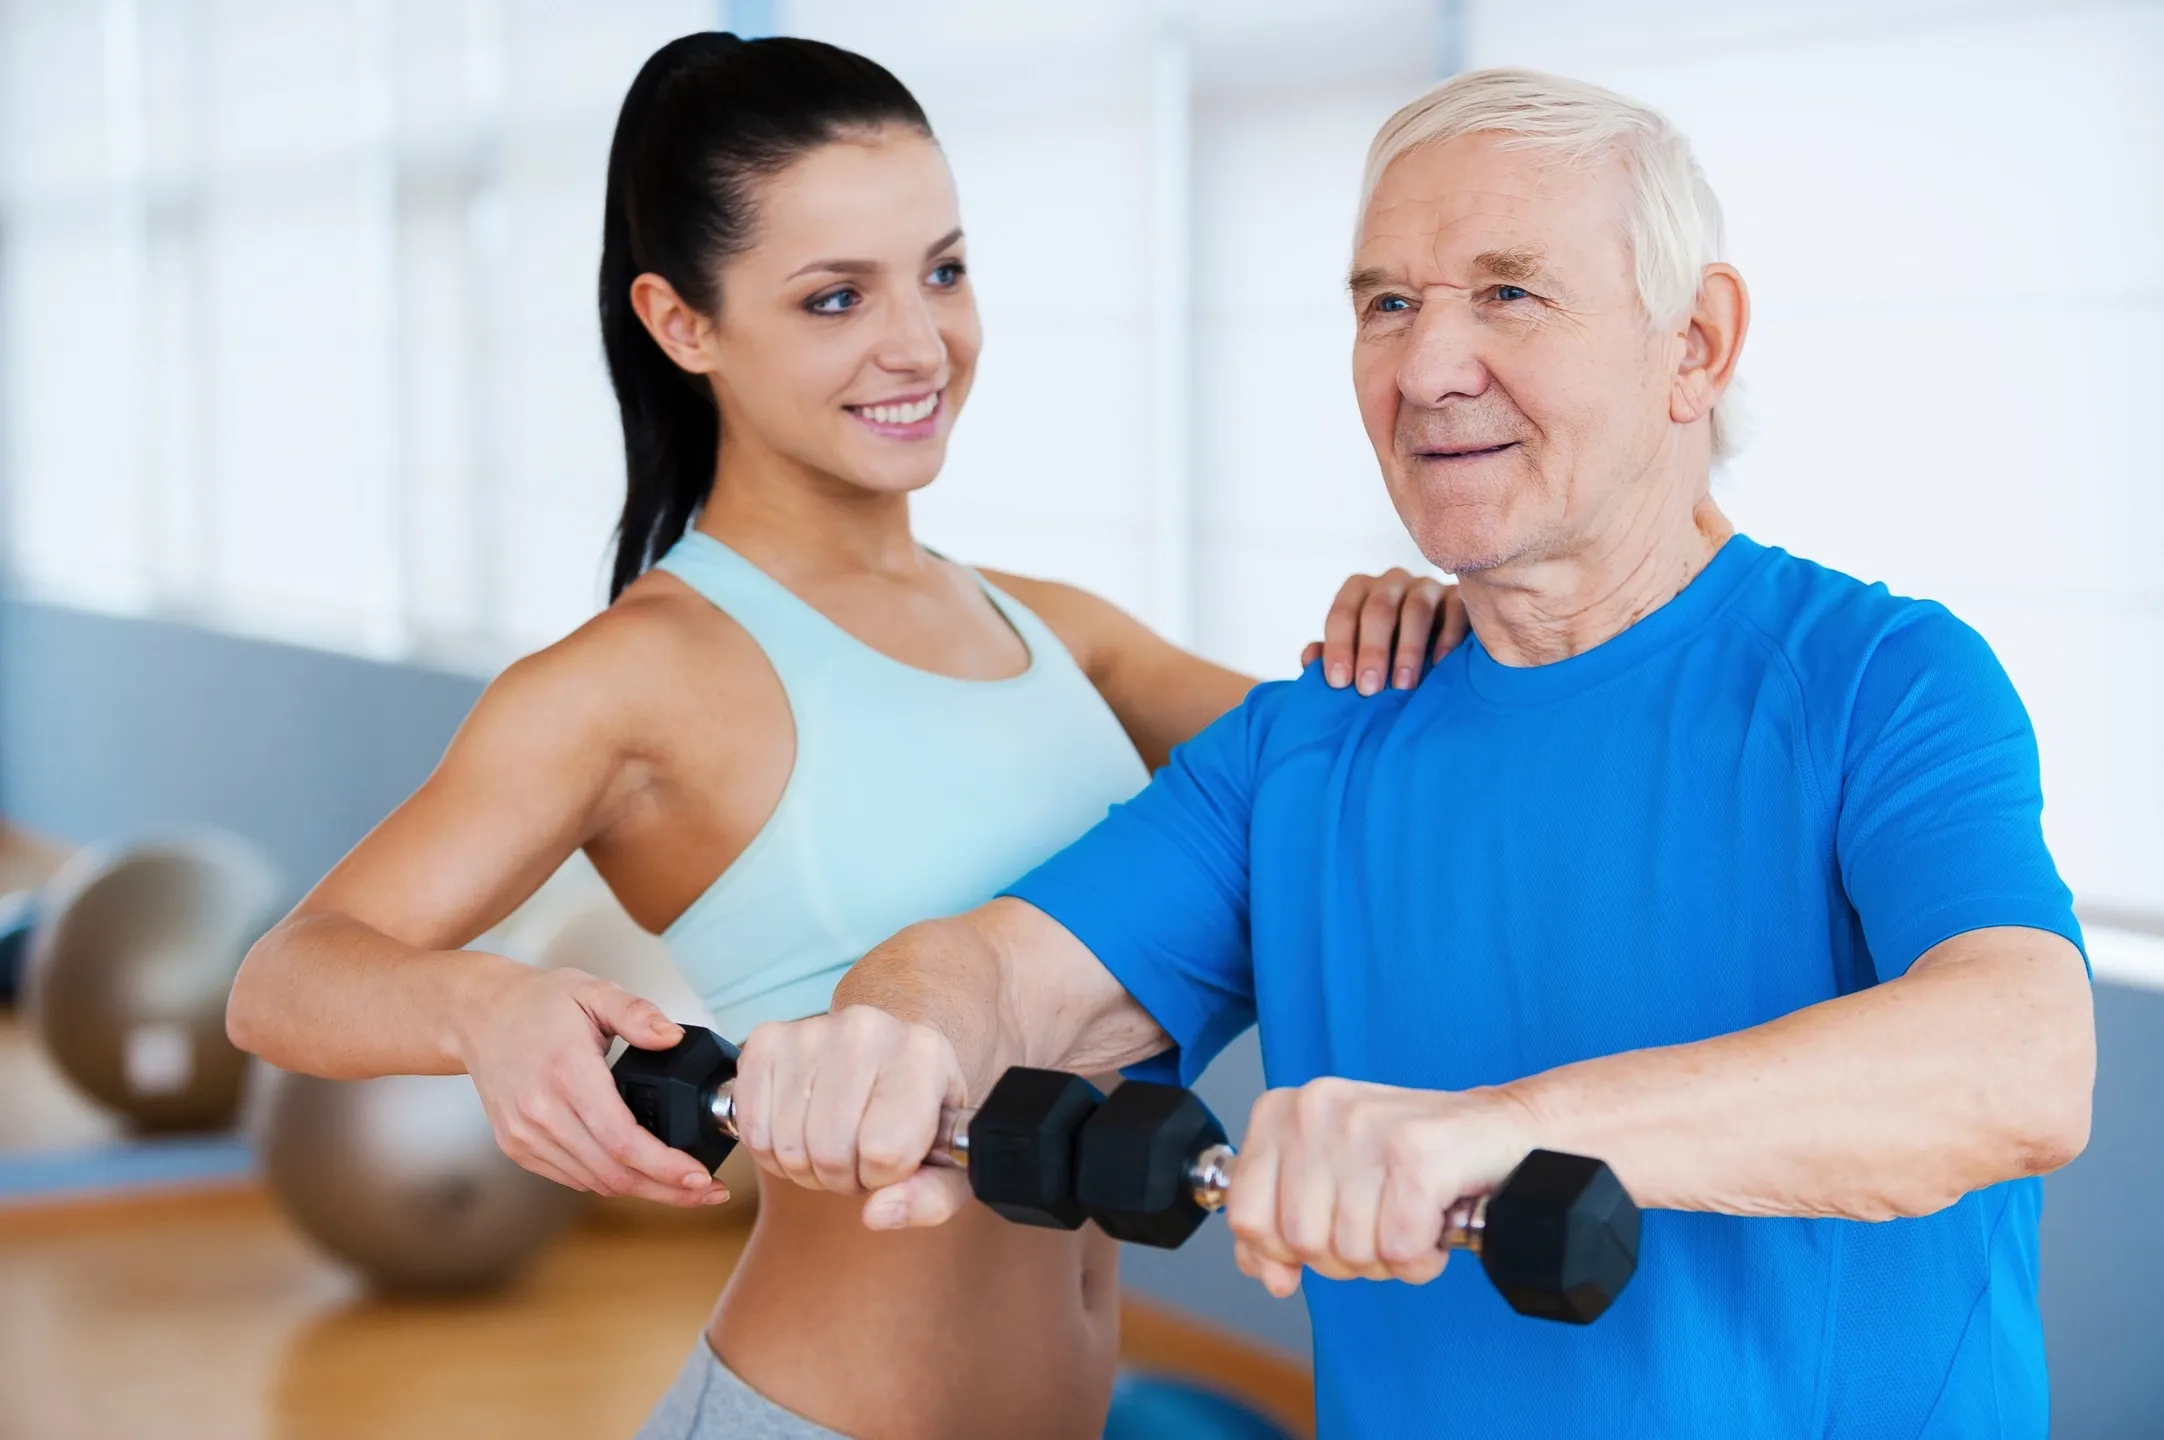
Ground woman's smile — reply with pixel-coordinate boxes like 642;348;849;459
846;388;944;439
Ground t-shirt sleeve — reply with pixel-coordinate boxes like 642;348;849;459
1002;687;1275;1087
1836;603;2086;982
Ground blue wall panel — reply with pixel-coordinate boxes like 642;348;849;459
0;600;482;897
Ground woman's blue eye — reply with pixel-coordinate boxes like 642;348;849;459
808;288;859;314
929;261;965;287
1495;285;1530;302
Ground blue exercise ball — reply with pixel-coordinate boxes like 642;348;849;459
1102;1373;1298;1440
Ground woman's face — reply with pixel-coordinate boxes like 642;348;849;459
704;128;980;498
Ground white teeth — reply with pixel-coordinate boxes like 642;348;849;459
857;393;939;426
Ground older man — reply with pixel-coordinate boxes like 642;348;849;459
728;70;2094;1436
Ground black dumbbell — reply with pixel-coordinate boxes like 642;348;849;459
611;1024;1105;1229
1073;1079;1641;1325
615;1029;1640;1323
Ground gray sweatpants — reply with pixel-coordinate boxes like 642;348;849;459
633;1339;852;1440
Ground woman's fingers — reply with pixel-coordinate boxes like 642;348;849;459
564;1057;725;1204
502;1103;600;1192
1316;576;1369;687
1352;571;1411;695
1434;583;1470;660
1390;578;1444;689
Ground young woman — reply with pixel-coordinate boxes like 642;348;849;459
227;32;1457;1440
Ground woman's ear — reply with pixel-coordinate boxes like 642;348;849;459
629;272;719;375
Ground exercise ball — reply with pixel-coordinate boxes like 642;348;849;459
0;889;35;1006
23;833;280;1130
1102;1373;1298;1440
253;1067;586;1293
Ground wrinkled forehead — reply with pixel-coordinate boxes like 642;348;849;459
1353;133;1635;292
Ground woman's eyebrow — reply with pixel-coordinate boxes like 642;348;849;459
788;256;879;280
787;229;965;283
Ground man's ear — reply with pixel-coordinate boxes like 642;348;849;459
630;272;719;376
1671;263;1748;429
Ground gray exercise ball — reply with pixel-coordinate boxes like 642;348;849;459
24;832;281;1131
253;1067;587;1292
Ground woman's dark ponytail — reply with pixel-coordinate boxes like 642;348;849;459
599;32;932;600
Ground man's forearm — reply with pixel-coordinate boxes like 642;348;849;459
1499;928;2094;1221
832;898;1171;1099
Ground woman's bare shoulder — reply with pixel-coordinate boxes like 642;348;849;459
481;568;771;746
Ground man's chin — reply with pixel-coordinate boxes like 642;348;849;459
1392;489;1534;577
1408;528;1519;578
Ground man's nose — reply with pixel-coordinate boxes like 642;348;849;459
874;292;947;377
1398;304;1490;407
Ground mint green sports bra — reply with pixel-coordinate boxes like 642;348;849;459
654;532;1151;1038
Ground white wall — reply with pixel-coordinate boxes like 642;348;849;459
2;0;2158;914
1462;0;2164;913
0;0;710;664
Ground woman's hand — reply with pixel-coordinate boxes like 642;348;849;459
456;963;731;1207
1303;568;1468;694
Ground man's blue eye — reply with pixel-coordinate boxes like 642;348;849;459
809;288;858;314
1495;285;1530;302
1376;295;1411;313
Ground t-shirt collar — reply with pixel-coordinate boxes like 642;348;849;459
1457;532;1767;705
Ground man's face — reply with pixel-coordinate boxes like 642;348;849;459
1350;133;1682;576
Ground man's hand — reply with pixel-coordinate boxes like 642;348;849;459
1303;568;1469;694
732;1004;978;1231
1226;1077;1539;1297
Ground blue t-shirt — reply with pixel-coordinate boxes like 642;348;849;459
1007;535;2083;1439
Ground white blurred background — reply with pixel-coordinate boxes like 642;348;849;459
1;0;2157;911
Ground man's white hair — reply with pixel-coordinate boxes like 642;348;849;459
1361;68;1738;461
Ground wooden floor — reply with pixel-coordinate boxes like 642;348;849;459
0;997;1314;1440
0;1185;1314;1439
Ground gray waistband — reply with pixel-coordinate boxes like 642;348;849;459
633;1339;852;1440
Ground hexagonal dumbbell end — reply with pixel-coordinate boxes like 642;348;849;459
1476;1149;1640;1324
1074;1080;1227;1249
966;1068;1105;1230
611;1024;741;1174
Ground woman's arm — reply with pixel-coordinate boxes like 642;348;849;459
982;567;1465;770
230;638;629;1075
226;604;735;1206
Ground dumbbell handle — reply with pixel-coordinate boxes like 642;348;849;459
707;1078;1491;1246
1186;1141;1491;1254
706;1078;975;1171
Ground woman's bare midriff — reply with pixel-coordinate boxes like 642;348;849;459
708;1175;1122;1440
